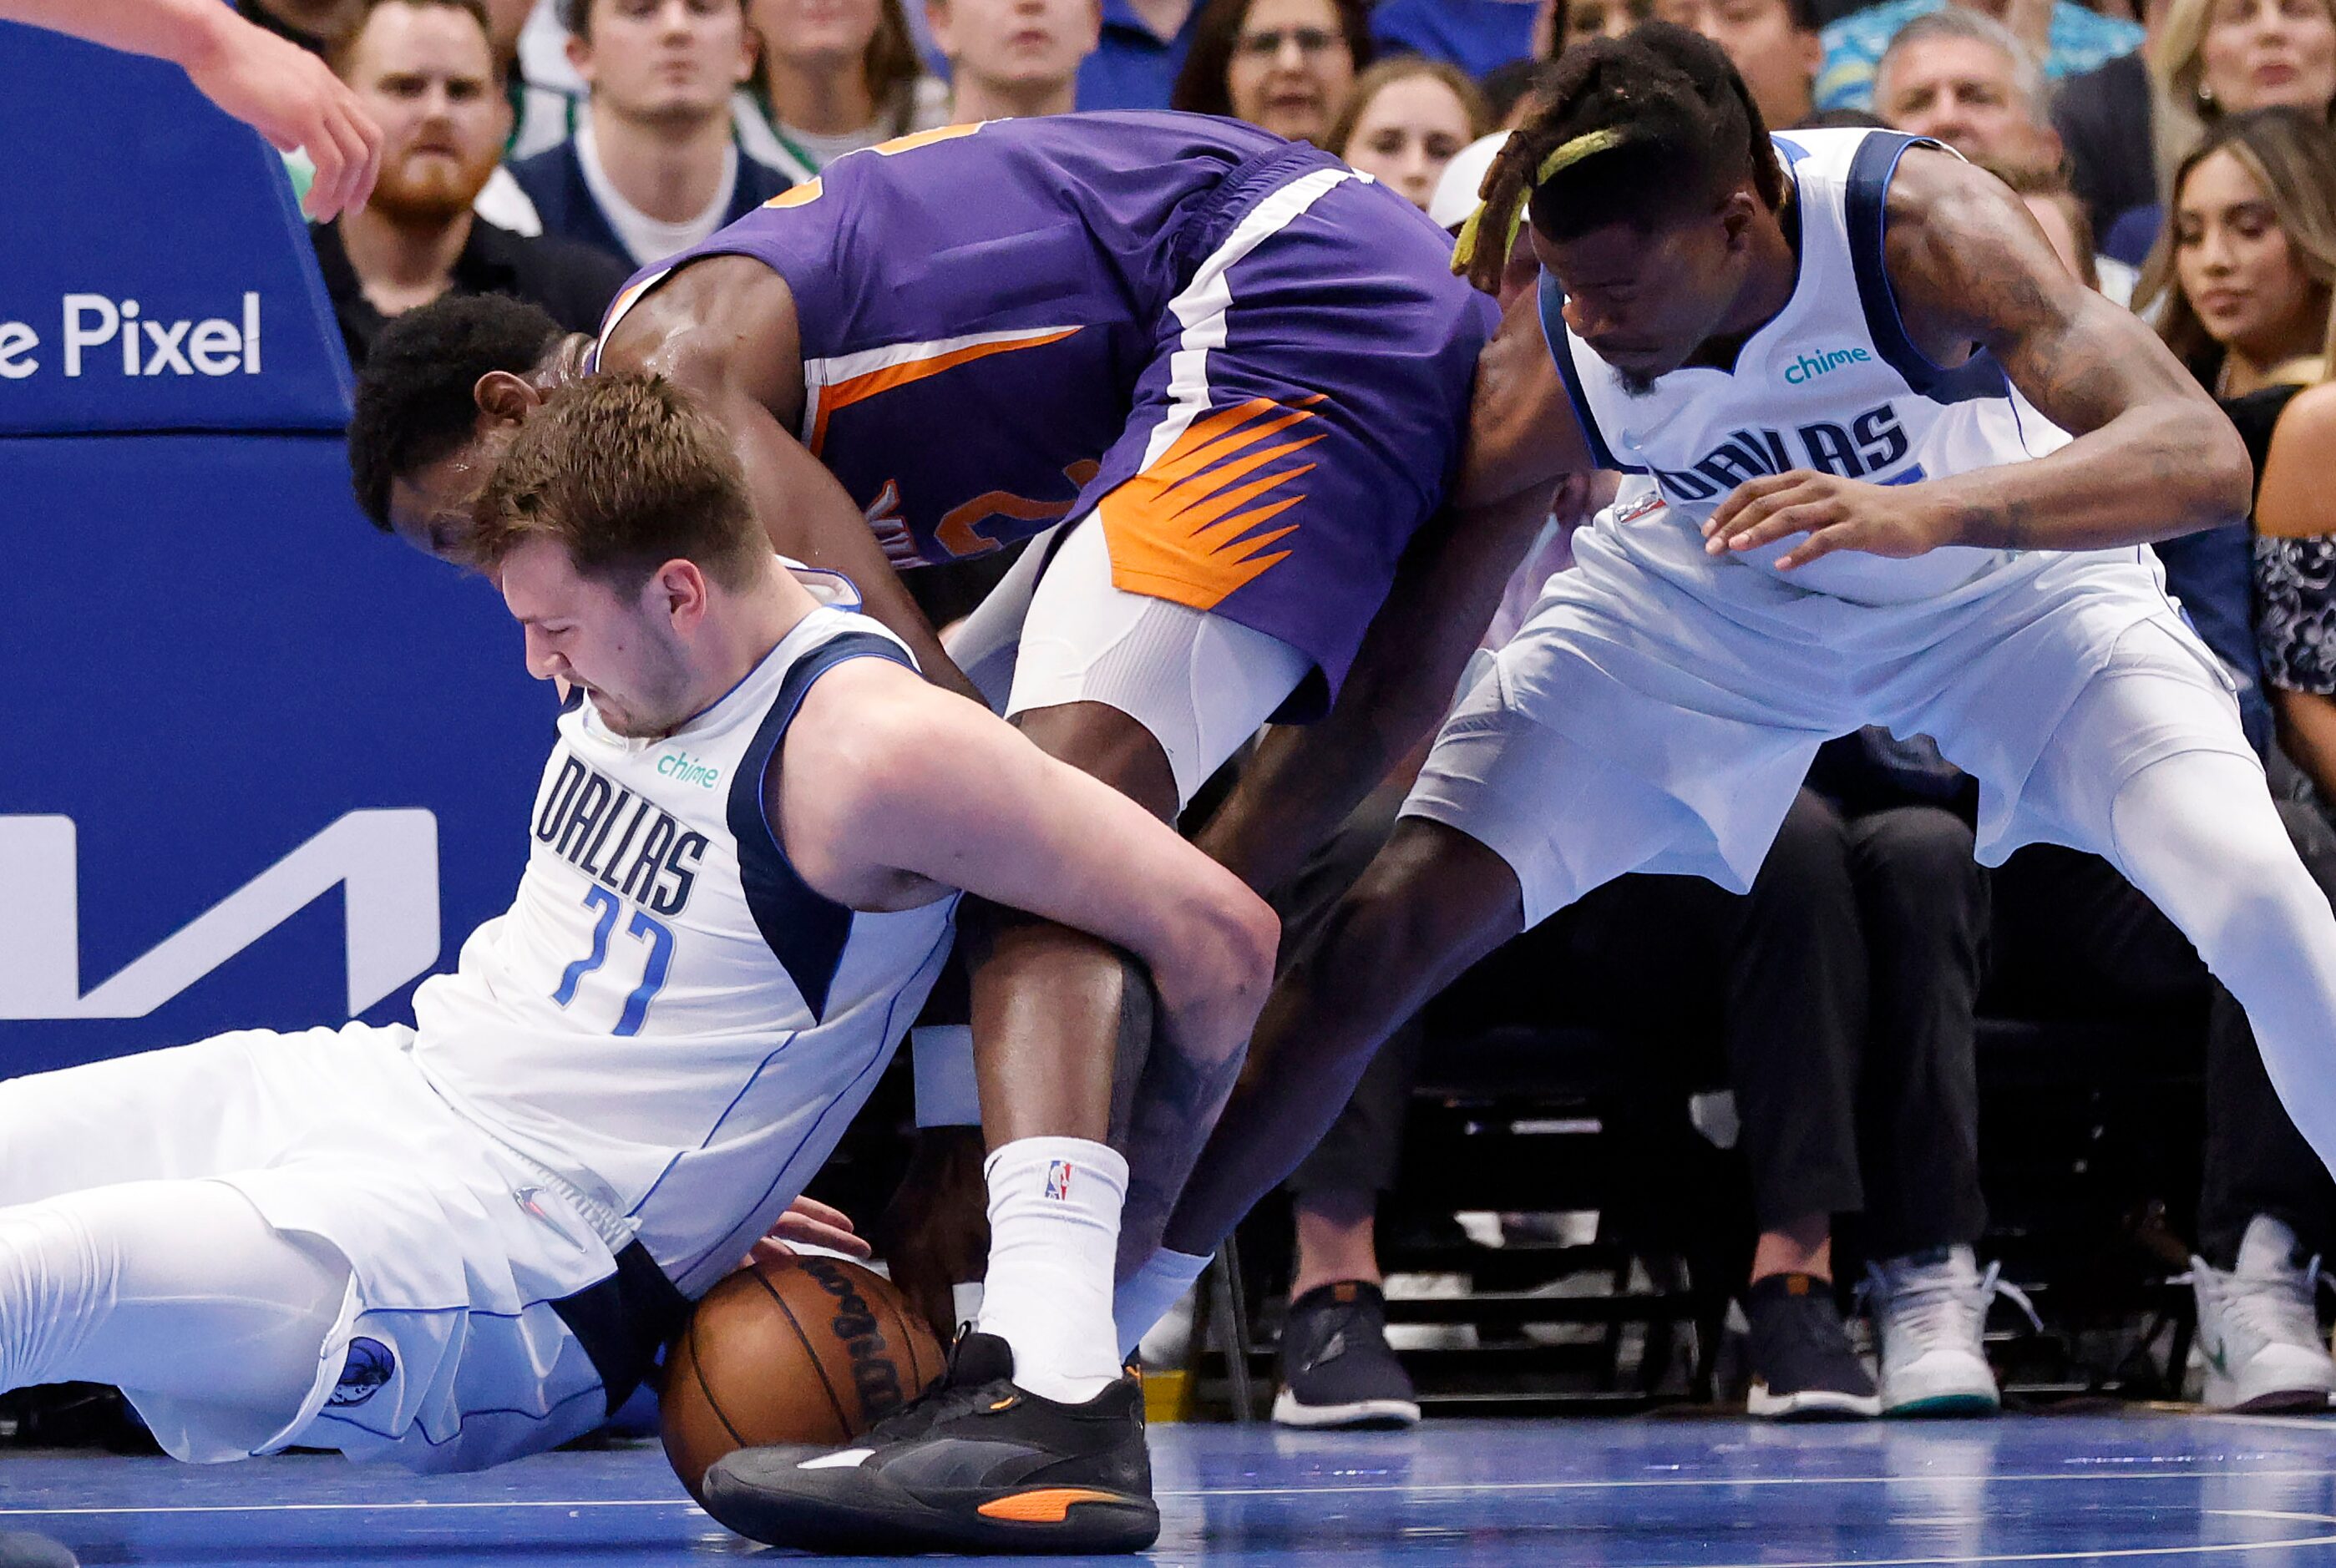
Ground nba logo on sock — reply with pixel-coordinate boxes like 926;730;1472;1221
1045;1160;1072;1200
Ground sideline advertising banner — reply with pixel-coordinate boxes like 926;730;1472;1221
2;22;553;1076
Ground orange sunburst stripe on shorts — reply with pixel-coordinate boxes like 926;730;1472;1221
1099;396;1327;610
975;1488;1131;1523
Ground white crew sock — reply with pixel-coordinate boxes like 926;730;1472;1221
1114;1247;1212;1360
975;1136;1126;1404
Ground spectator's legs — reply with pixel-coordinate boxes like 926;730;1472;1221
1284;1019;1428;1302
1842;803;2004;1415
1720;790;1880;1419
1730;791;1868;1281
1272;781;1421;1304
1275;1029;1428;1428
1846;804;1989;1259
1290;1188;1383;1298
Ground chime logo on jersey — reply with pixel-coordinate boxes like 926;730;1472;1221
1783;346;1871;384
655;751;721;788
1045;1161;1073;1201
533;753;709;916
1649;402;1913;503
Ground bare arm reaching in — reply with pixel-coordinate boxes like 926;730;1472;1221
777;655;1282;1151
6;0;383;220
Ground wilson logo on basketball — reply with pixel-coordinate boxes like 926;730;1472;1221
798;1257;911;1419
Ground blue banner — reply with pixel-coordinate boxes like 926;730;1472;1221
0;19;351;435
1;23;551;1075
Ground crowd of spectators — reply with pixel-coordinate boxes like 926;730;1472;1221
243;0;2336;1430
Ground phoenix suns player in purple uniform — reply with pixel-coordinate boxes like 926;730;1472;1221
348;109;1503;1553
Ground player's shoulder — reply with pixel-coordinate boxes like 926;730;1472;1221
1875;140;2029;270
596;252;801;389
1877;137;1991;213
778;651;943;798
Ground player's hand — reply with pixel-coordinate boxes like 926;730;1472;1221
1700;470;1961;570
875;1125;991;1342
742;1195;874;1269
184;13;383;221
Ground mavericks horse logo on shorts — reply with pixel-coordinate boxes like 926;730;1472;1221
329;1337;396;1407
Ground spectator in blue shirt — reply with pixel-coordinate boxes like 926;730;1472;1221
1815;0;2141;111
1075;0;1203;106
1368;0;1549;82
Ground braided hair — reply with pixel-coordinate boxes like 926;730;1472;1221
1452;23;1785;294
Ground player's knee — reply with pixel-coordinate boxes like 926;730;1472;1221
1851;806;1985;928
1750;791;1852;911
1172;887;1280;1061
2207;855;2330;965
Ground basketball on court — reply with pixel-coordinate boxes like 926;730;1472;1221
660;1254;943;1505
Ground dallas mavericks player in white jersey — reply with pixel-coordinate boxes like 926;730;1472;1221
0;375;1274;1502
1139;24;2336;1363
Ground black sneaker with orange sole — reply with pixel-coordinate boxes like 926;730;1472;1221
698;1331;1159;1555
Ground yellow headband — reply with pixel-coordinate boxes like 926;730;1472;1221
1450;128;1630;275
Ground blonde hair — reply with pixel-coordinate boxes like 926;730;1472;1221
472;373;766;590
2149;0;2336;193
1326;58;1492;159
2136;107;2336;377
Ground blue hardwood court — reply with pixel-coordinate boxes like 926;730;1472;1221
10;1413;2336;1565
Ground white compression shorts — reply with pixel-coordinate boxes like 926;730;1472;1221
942;515;1314;807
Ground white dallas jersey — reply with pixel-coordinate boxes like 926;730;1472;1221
1548;129;2071;608
412;604;955;1297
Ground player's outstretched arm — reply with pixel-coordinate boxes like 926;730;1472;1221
1705;148;2252;567
778;657;1282;1114
6;0;383;220
600;267;986;706
1195;293;1596;892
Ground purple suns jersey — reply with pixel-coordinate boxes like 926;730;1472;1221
595;112;1493;706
